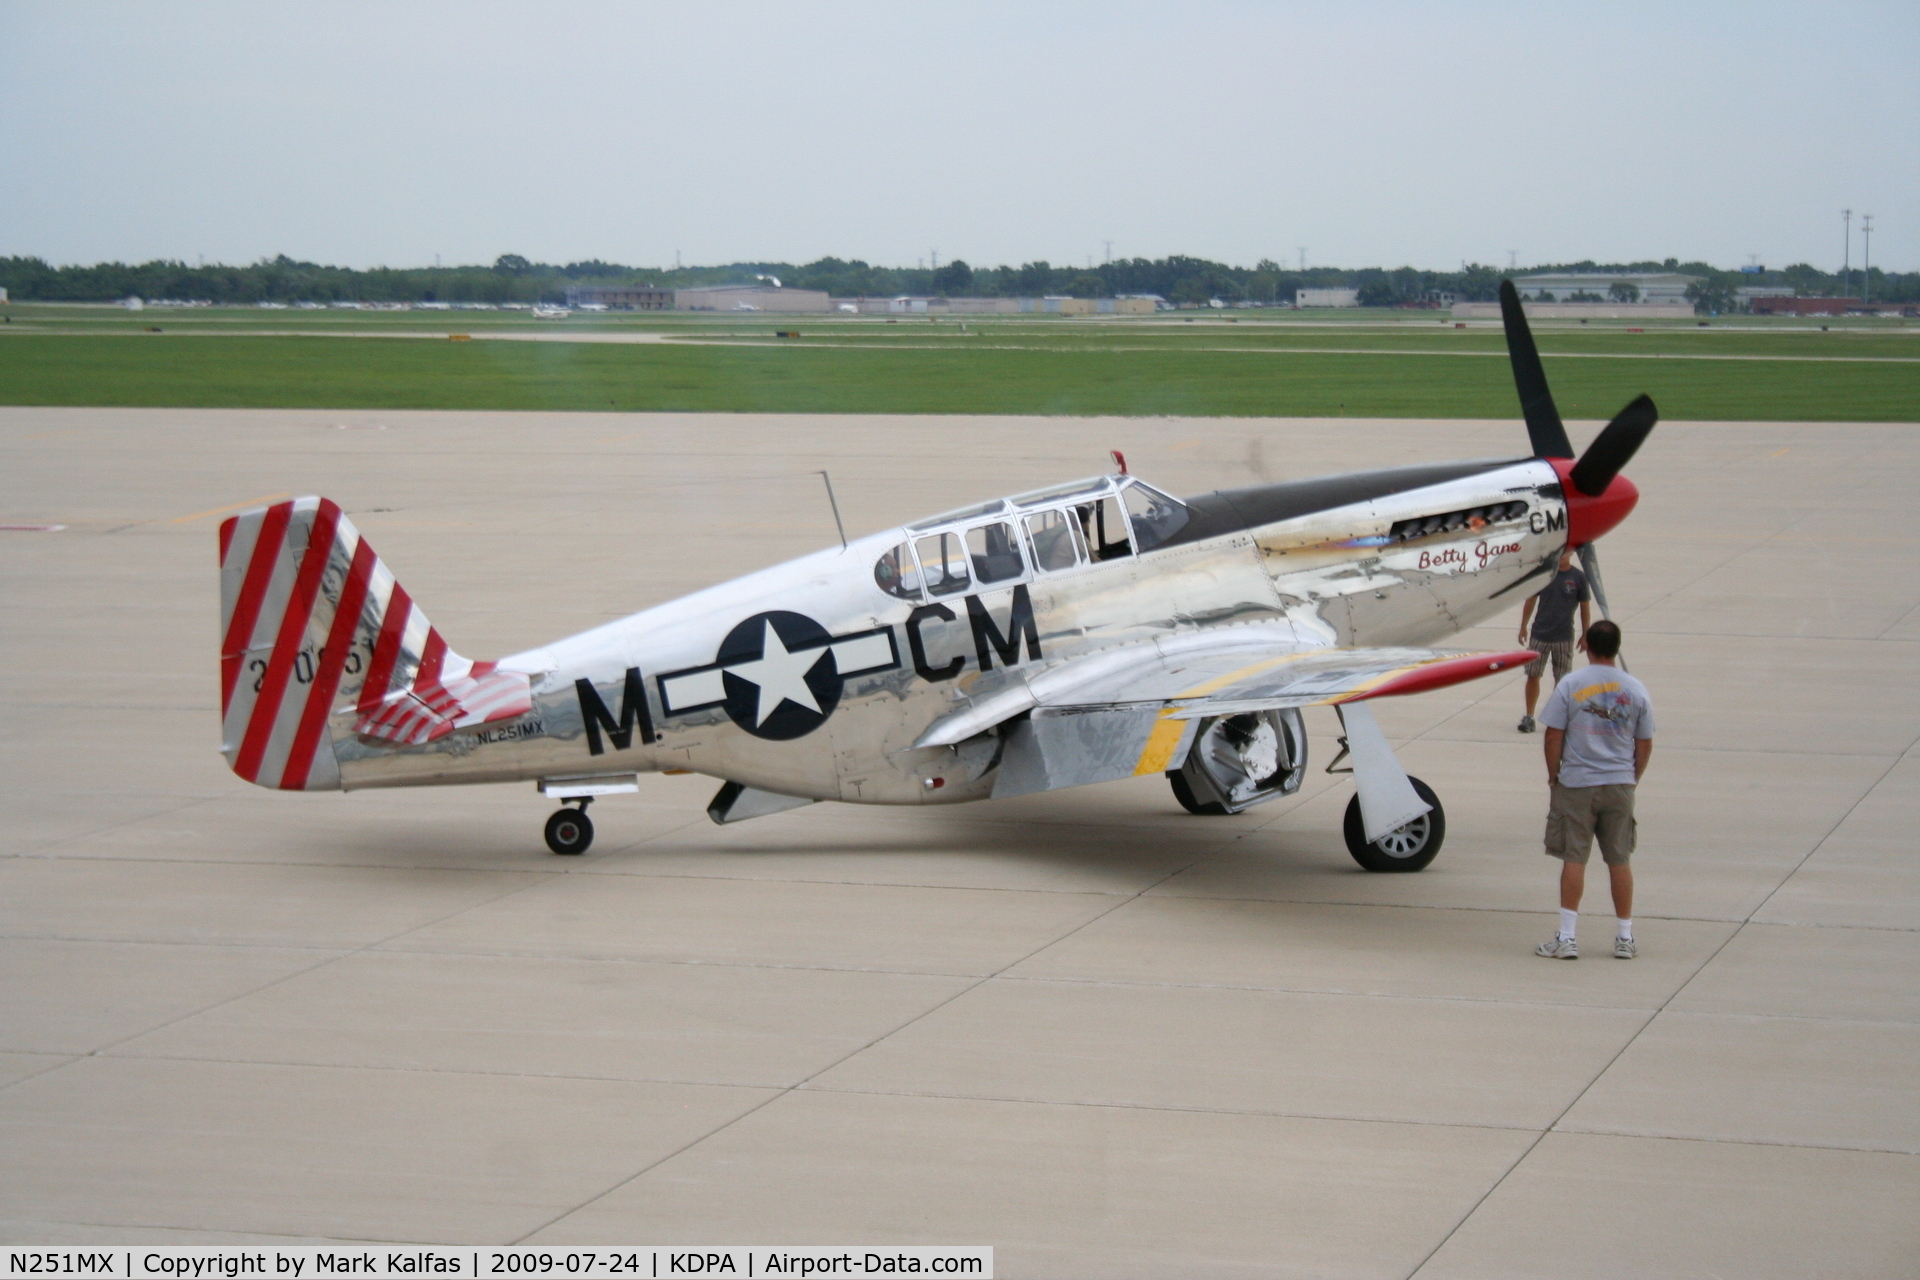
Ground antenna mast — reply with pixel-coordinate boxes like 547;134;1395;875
817;471;848;550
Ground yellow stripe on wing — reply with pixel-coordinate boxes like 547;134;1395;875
1133;711;1189;776
1134;652;1318;777
1173;652;1314;700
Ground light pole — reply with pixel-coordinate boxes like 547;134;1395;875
1841;210;1851;299
1861;215;1873;304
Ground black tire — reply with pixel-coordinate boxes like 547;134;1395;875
1342;777;1444;872
544;807;594;856
1167;769;1227;815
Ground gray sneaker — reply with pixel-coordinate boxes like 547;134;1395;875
1517;715;1537;733
1536;935;1578;959
1614;936;1637;959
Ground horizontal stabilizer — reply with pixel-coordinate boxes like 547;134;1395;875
353;659;533;746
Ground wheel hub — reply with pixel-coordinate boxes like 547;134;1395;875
1374;814;1431;858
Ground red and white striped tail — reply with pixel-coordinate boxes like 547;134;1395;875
218;497;532;791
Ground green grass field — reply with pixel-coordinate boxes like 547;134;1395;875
1;308;1915;420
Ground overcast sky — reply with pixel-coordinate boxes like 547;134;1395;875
4;1;1915;273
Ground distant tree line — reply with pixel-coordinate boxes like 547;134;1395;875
2;252;1913;308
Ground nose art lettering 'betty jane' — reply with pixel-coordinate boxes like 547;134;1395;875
218;283;1655;869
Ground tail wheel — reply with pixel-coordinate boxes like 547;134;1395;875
544;807;594;856
1343;777;1444;872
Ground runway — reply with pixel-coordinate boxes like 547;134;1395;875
2;406;1916;1276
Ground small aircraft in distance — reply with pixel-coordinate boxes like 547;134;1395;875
218;282;1656;868
530;304;570;320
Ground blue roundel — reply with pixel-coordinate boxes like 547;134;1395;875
716;611;843;740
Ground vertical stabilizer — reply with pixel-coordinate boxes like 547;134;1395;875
218;497;530;791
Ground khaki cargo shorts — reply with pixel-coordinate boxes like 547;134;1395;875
1545;781;1638;866
1525;639;1574;682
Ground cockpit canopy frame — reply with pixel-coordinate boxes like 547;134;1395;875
874;475;1190;602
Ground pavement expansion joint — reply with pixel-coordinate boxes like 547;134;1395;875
1544;1126;1920;1157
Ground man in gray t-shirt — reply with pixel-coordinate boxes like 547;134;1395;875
1535;620;1655;961
1517;547;1590;733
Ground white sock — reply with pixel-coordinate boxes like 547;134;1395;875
1559;908;1578;940
1617;918;1633;941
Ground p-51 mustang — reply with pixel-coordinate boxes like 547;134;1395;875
218;283;1656;869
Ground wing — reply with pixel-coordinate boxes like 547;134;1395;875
911;622;1534;801
916;622;1535;748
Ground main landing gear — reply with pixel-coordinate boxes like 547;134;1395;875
1342;776;1445;872
1169;702;1449;873
544;798;594;856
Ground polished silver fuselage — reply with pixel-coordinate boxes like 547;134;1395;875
331;458;1567;802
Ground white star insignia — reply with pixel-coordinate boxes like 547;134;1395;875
725;620;826;726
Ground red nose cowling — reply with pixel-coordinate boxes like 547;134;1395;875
1549;457;1639;547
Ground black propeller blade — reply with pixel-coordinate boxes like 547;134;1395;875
1569;393;1659;497
1500;279;1574;459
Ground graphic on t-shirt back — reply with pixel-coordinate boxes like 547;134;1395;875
1573;680;1631;725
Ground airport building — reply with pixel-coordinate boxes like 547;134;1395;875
1296;288;1360;307
1510;271;1698;304
834;296;1155;316
1027;296;1156;315
1750;295;1919;317
676;284;830;313
1451;300;1694;320
851;296;1024;315
563;285;674;310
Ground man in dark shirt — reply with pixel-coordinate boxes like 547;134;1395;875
1517;547;1591;733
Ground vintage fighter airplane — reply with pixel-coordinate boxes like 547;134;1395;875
217;282;1656;869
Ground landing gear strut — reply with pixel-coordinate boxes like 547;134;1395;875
544;798;594;856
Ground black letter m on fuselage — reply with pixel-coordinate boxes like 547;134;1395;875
576;668;655;755
967;584;1042;672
